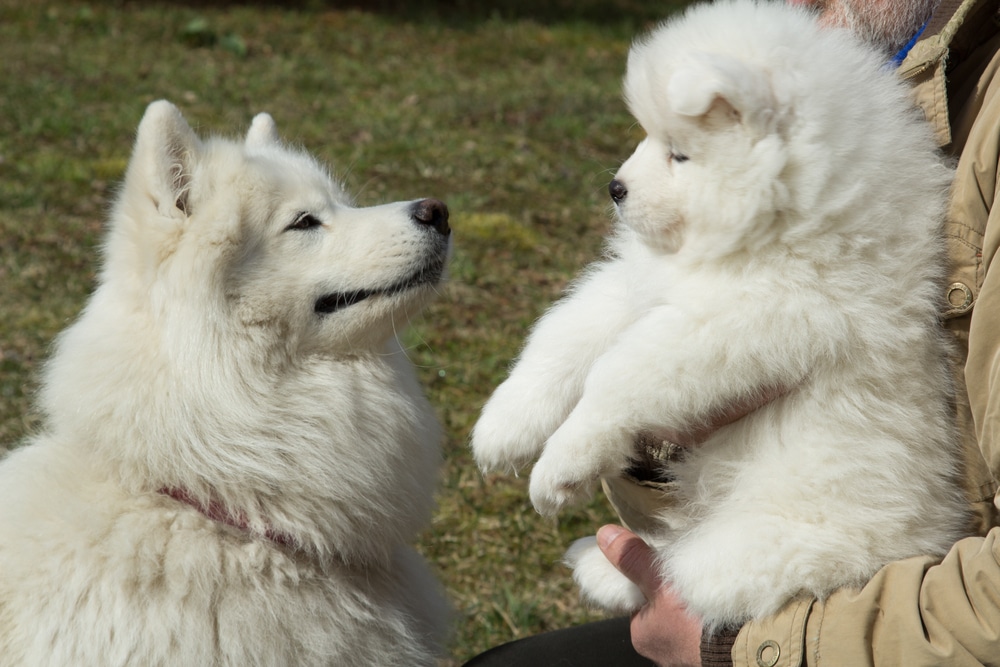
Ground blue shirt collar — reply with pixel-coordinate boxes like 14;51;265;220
891;20;929;67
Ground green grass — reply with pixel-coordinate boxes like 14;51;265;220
0;0;692;662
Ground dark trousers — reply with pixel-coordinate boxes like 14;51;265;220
462;617;656;666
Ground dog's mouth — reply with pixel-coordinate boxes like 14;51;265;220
313;257;445;315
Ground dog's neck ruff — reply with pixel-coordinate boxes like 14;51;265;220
158;487;297;550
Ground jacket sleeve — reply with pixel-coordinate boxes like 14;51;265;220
731;531;1000;666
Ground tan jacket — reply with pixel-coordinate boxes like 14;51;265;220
606;0;1000;663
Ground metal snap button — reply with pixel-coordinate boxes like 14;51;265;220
756;639;780;667
947;282;974;314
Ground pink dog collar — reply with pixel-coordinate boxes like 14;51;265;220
158;487;297;550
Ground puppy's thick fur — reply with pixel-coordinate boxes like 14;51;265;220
0;102;451;665
473;0;968;627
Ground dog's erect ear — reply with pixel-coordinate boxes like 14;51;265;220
130;100;201;219
246;113;280;149
668;54;777;130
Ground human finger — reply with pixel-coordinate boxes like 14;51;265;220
597;524;662;600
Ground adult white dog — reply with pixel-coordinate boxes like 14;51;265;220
0;101;451;665
473;0;968;628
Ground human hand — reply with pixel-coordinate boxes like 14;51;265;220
656;383;792;448
597;525;703;667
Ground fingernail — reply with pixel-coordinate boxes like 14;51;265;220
597;524;625;550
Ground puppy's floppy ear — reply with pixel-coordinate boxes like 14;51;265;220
129;99;201;219
668;53;777;130
245;112;280;149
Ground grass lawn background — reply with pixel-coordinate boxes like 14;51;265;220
0;0;692;661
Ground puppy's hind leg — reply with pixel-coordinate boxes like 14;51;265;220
565;536;646;614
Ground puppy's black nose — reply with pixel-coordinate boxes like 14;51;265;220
411;198;450;236
609;179;627;204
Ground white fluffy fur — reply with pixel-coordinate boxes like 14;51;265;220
473;0;968;628
0;101;451;665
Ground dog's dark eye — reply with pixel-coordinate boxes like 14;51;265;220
671;152;689;164
286;212;323;231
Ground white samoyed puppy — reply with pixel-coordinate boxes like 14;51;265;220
472;0;969;628
0;101;452;665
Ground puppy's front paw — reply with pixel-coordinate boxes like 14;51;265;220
565;536;646;614
527;417;632;515
528;451;598;516
471;383;556;473
471;411;539;474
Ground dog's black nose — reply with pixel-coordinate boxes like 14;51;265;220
609;179;628;204
411;198;450;236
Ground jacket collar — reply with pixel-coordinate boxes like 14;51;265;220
900;0;998;147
